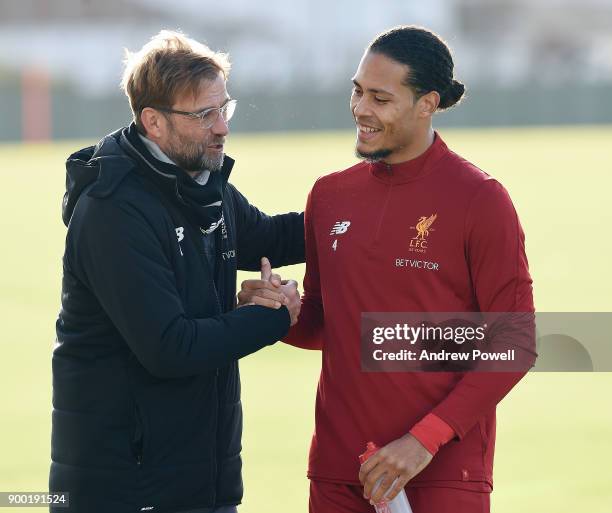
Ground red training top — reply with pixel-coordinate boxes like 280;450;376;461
284;132;535;491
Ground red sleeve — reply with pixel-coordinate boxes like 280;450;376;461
431;179;537;439
283;182;324;350
409;413;456;456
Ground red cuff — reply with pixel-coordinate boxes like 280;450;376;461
409;413;456;456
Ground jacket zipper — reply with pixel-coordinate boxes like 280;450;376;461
372;181;393;245
199;226;221;499
133;402;145;465
200;227;223;315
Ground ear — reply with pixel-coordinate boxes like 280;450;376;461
417;91;440;118
140;107;166;138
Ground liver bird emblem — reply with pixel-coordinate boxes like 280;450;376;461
415;214;437;240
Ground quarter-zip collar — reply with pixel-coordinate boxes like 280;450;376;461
369;131;449;184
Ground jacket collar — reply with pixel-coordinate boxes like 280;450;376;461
368;131;449;184
119;123;233;233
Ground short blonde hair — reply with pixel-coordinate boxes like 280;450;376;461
121;30;231;133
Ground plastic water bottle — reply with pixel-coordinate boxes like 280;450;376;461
359;442;414;513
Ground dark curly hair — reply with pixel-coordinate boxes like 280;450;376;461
368;26;465;110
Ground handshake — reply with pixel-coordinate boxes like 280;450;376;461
237;257;302;326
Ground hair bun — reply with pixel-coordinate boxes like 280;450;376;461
439;79;465;110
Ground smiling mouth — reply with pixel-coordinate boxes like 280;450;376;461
357;123;382;134
356;123;382;143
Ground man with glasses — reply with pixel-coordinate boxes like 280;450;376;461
50;30;304;513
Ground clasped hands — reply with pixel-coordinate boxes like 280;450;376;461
237;257;301;326
238;262;433;504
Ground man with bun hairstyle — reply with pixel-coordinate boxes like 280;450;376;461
239;25;535;513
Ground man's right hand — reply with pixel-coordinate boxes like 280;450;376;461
237;257;301;326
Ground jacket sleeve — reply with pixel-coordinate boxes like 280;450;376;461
283;182;324;350
430;179;537;439
227;184;305;271
69;196;291;379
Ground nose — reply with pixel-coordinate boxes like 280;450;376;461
212;112;229;136
351;96;370;119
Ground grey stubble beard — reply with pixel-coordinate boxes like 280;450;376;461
164;117;225;172
166;136;224;173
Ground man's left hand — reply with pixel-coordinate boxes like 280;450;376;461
358;433;433;504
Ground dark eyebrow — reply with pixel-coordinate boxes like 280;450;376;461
352;79;394;97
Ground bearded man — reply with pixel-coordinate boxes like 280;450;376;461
51;30;303;513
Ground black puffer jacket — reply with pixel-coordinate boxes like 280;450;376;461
50;126;304;513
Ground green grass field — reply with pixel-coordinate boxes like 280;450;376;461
0;126;611;512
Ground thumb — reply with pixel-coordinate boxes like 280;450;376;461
260;257;272;281
270;273;282;287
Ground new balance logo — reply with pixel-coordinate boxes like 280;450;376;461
330;221;351;235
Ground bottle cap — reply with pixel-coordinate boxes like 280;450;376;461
358;441;380;464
